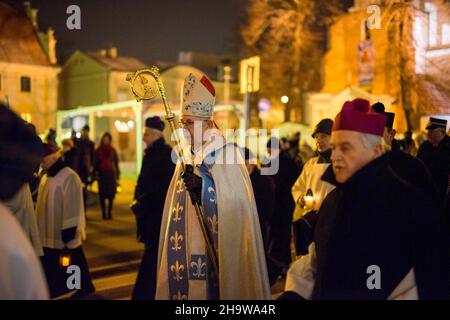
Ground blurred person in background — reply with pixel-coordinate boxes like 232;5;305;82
288;132;304;173
264;137;300;280
94;132;120;220
371;103;437;202
242;147;275;284
75;125;95;209
400;131;417;156
44;128;58;149
61;138;80;173
291;119;335;256
417;118;450;207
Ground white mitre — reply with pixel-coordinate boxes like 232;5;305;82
180;73;216;119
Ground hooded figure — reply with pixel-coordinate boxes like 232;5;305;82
281;98;450;300
155;73;270;300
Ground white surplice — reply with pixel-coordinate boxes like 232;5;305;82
36;167;86;249
4;184;43;256
0;202;49;299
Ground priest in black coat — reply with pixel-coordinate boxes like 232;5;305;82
280;99;450;300
371;102;438;202
132;117;175;300
417;117;450;207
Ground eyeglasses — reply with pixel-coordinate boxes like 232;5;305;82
178;119;207;128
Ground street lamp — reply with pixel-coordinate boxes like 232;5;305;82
281;95;289;104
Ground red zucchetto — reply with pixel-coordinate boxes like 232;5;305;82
333;98;387;137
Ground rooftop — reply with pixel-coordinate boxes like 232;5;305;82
0;2;50;66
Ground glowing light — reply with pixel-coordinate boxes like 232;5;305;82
281;96;289;104
115;120;130;132
59;251;71;267
127;120;135;128
303;188;315;209
65;132;72;139
76;132;81;138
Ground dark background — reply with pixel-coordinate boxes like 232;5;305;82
11;0;246;64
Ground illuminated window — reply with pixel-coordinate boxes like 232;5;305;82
425;2;438;47
443;24;450;45
20;76;31;92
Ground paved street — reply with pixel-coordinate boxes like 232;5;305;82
57;178;285;300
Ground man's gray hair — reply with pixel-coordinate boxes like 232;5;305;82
360;133;385;152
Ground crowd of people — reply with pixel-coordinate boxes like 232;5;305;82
0;106;124;299
44;125;120;220
1;72;450;300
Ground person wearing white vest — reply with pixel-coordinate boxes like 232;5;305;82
36;143;95;299
155;73;270;300
291;119;335;256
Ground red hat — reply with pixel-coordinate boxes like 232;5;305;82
333;98;387;137
42;143;58;157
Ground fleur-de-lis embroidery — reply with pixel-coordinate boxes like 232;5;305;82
208;186;216;203
172;290;187;300
172;202;183;222
190;257;206;278
170;261;185;281
170;231;183;251
207;214;218;235
175;179;184;194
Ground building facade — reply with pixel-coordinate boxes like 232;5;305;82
0;2;59;134
306;0;450;132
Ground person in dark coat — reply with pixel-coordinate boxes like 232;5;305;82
44;128;58;149
74;125;95;209
242;147;275;280
61;138;80;173
132;117;175;300
371;102;438;201
288;132;304;173
94;132;120;220
399;131;417;156
417;117;450;206
280;99;450;300
264;137;301;279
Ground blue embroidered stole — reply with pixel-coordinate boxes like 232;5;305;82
167;155;219;300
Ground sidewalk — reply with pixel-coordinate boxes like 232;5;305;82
83;178;143;267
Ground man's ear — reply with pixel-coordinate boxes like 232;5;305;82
374;142;385;157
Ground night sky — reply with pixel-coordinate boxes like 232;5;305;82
15;0;246;64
